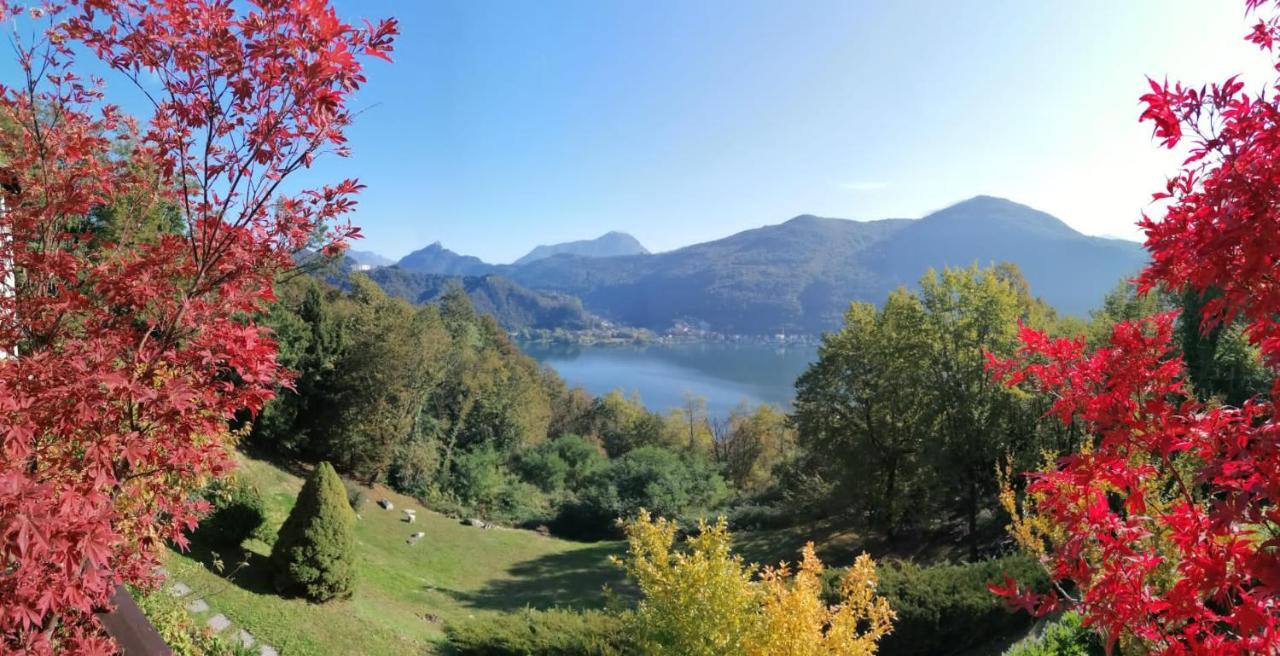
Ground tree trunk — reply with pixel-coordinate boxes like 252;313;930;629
968;477;980;561
883;457;899;543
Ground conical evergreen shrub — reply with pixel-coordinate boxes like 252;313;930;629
269;461;357;601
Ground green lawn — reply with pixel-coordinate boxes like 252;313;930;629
163;456;625;655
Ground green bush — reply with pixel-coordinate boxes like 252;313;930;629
449;446;510;507
134;586;255;656
725;502;796;531
445;608;633;655
196;478;266;547
513;434;606;494
342;478;367;513
269;461;357;601
553;446;728;540
387;436;440;499
494;480;552;523
821;554;1049;656
1006;612;1105;656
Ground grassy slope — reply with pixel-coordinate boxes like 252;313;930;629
164;456;625;655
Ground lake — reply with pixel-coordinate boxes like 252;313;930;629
520;341;819;417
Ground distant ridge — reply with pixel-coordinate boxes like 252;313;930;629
372;196;1149;334
514;231;649;265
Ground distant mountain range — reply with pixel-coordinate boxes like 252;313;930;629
366;268;596;331
345;249;394;267
359;196;1148;335
514;231;649;265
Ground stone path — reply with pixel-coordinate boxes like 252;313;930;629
166;578;278;655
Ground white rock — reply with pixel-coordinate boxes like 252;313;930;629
206;613;231;633
168;582;192;597
185;598;208;613
235;629;255;648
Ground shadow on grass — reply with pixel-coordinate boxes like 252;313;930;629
178;539;280;598
442;541;631;613
732;513;1014;570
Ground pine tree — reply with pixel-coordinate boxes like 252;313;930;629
270;462;358;601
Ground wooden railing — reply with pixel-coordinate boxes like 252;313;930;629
95;585;173;655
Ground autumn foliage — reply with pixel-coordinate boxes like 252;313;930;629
988;1;1280;653
0;1;394;652
615;511;893;656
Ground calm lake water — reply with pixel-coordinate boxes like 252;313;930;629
520;341;819;417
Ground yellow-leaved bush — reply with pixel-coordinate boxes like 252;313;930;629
614;510;894;656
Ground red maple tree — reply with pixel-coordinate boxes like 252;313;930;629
989;1;1280;653
0;1;395;652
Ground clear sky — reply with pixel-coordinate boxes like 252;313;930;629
6;1;1277;263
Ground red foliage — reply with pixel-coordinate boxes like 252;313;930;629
990;2;1280;653
0;1;394;652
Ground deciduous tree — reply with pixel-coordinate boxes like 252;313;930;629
0;1;394;650
990;2;1280;651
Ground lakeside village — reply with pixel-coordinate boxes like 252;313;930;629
512;317;822;348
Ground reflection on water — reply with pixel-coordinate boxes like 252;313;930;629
520;341;818;417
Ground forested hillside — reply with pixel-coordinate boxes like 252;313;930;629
366;267;596;330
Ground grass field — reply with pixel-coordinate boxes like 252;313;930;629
163;456;626;655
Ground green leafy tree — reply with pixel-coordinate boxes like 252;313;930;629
270;462;358;602
792;289;937;538
792;263;1045;552
317;277;447;483
918;265;1025;556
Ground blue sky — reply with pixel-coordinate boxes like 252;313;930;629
4;2;1275;262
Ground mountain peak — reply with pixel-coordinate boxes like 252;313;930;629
397;241;494;276
514;231;649;266
783;214;825;225
923;195;1079;238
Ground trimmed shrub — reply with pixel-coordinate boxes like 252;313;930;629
269;461;357;601
196;479;266;547
1005;612;1105;656
445;608;633;655
822;554;1049;656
